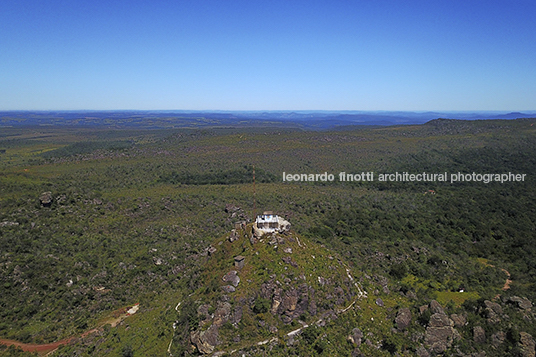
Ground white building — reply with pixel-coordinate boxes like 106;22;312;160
254;211;291;234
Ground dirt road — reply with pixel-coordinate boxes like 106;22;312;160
0;303;139;356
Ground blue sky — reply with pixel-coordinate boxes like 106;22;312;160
1;0;535;111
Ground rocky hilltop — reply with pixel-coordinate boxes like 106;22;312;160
172;220;367;355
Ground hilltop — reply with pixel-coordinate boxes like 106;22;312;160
171;219;366;355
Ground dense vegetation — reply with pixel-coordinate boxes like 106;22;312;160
0;118;534;356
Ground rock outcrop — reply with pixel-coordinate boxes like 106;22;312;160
520;332;536;357
473;326;486;344
191;324;220;354
507;296;533;310
182;221;364;355
222;270;240;287
395;307;412;330
484;300;503;323
348;327;363;346
39;192;53;207
424;300;458;354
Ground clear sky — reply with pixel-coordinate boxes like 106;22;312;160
1;0;535;111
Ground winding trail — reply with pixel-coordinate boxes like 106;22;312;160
480;259;513;300
0;304;139;356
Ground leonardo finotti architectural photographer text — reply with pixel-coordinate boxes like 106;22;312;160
282;172;527;184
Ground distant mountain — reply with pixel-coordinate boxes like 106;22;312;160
0;110;534;130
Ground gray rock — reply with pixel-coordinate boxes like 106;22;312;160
520;332;536;357
492;331;506;347
222;270;240;287
416;346;430;357
429;300;445;315
225;204;240;213
197;304;211;321
429;313;453;328
375;298;384;307
424;310;456;354
229;229;239;242
450;313;466;327
231;303;243;325
473;326;486;344
190;324;219;354
406;291;417;300
39;192;53;207
221;285;235;293
425;326;454;354
282;256;298;267
509;296;533;310
213;302;231;327
281;288;299;312
484;300;502;323
347;327;363;346
395;308;412;330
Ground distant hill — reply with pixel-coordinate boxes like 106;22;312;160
1;110;534;130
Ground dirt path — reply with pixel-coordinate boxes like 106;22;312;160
478;259;512;299
0;338;73;355
0;303;139;356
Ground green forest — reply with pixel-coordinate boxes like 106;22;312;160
0;118;535;356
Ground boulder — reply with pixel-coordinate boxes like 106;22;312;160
347;327;363;346
473;326;486;344
429;300;445;315
484;300;502;323
225;204;240;213
222;270;240;287
197;304;211;321
424;301;457;354
508;296;533;310
450;313;466;327
281;288;299;312
375;298;384;307
231;303;243;325
39;192;53;207
492;331;506;347
190;324;219;354
213;302;231;327
415;346;430;357
282;256;298;267
520;332;536;357
395;308;412;330
429;313;453;328
229;229;239;242
221;285;235;293
425;325;455;354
